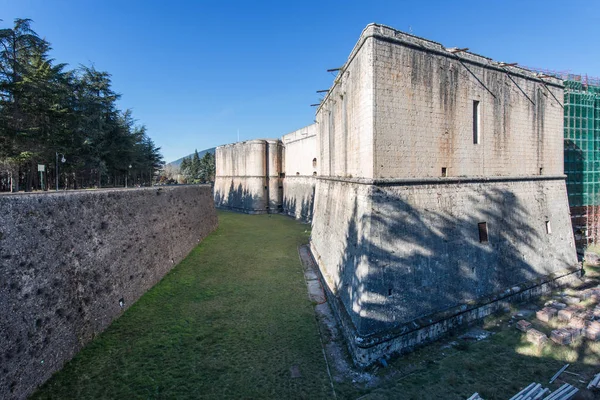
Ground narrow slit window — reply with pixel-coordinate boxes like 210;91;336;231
473;100;480;144
312;158;317;168
478;222;488;243
546;220;552;234
441;167;447;177
539;167;543;175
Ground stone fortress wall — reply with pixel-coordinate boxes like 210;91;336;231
214;139;284;213
281;124;318;221
214;126;318;220
0;185;218;399
214;23;580;366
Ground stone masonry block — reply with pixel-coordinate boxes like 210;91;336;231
526;329;548;346
585;321;600;340
579;289;594;301
551;329;572;345
537;307;558;323
566;327;582;340
563;295;581;305
568;315;587;330
516;320;532;332
558;306;584;322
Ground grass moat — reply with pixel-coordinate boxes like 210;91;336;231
32;211;600;399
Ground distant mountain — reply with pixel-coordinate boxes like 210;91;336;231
167;147;216;167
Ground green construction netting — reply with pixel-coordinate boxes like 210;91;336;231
564;80;600;207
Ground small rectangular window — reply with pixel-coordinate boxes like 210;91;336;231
441;167;447;177
539;167;543;175
478;222;488;243
546;221;552;234
473;100;480;144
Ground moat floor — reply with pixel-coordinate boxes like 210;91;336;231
32;211;332;399
32;211;600;399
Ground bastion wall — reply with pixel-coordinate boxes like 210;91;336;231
309;24;578;365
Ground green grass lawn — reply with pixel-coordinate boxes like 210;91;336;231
32;211;332;399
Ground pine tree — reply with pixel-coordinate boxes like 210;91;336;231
0;18;164;191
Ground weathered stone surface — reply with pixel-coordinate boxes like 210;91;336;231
568;315;587;330
306;23;579;367
558;306;584;322
537;307;558;323
282;175;316;222
579;289;594;300
585;251;600;266
281;125;318;222
214;140;283;213
0;186;218;400
516;320;532;332
566;327;582;340
551;329;572;345
563;295;581;305
552;302;568;310
585;321;600;340
526;329;548;346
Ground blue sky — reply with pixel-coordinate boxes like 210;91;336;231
2;0;599;163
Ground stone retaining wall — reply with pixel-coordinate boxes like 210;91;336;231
0;185;217;399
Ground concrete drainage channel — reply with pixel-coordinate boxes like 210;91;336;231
297;245;379;398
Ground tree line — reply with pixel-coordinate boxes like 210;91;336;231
0;18;164;192
179;150;215;184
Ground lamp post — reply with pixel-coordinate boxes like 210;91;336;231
125;164;132;188
55;152;66;191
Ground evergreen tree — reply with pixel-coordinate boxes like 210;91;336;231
199;152;215;183
0;18;164;191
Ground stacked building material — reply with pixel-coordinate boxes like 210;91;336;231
550;329;572;345
508;382;549;399
557;306;584;322
517;320;532;332
537;307;558;322
526;329;549;346
542;383;578;399
585;320;600;340
587;372;600;390
466;393;483;400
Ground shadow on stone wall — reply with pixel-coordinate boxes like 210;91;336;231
335;186;575;338
283;185;315;222
214;180;262;213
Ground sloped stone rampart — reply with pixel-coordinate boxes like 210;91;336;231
0;185;217;399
